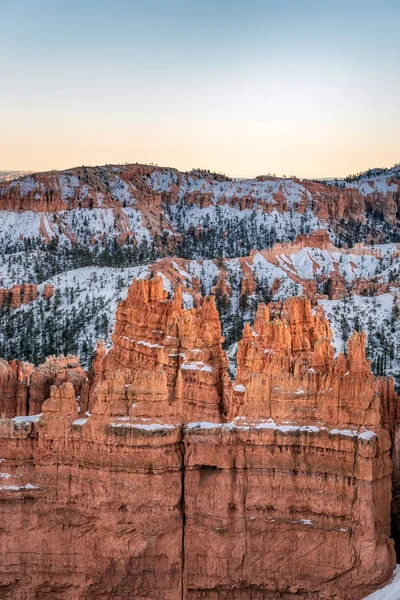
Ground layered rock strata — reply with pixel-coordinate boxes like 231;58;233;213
87;276;229;422
0;279;398;600
0;355;86;418
1;165;399;255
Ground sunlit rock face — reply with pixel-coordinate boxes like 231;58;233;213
88;276;229;423
0;278;399;600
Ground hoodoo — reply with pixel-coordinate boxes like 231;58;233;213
0;277;399;599
88;276;229;422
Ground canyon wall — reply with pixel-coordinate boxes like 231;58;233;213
0;165;399;251
0;277;399;599
0;355;86;418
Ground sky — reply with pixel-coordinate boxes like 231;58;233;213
1;0;399;178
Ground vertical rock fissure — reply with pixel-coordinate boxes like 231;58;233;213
181;435;186;600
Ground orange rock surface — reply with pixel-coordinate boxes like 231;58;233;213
43;283;54;299
0;355;86;418
89;277;229;422
0;359;34;418
0;283;42;308
0;279;399;599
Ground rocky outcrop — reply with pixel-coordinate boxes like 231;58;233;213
211;270;232;307
326;271;347;299
28;355;86;415
89;277;228;422
0;280;399;599
11;284;23;309
0;394;183;600
22;283;38;305
0;283;40;308
43;283;54;300
185;297;397;599
0;165;175;246
301;182;366;223
365;190;399;226
1;165;399;256
230;298;381;424
0;359;34;418
0;355;86;418
0;283;55;308
143;230;390;316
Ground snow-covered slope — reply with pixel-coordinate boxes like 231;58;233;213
323;163;400;195
0;161;399;263
0;161;399;382
2;235;400;384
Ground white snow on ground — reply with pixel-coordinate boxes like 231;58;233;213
168;203;321;241
323;164;400;197
156;271;173;294
123;207;151;242
252;254;287;285
0;483;39;491
187;260;220;294
185;418;377;439
0;204;151;247
0;211;45;243
233;384;246;392
58;174;80;199
110;420;177;432
346;173;399;196
182;292;194;309
0;265;152;368
1;240;399;382
145;169;178;192
106;175;135;204
72;418;88;426
0;165;400;385
149;165;400;205
41;265;150;325
226;342;239;378
146;171;313;207
266;247;382;284
363;565;400;599
12;414;42;423
2;165;398;253
181;362;214;372
319;294;395;356
8;176;36;195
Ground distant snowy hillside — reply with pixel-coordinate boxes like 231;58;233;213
0;170;32;183
0;162;400;385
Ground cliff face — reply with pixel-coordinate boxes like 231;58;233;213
183;297;397;599
0;355;86;418
0;279;399;600
0;164;399;259
231;298;380;425
0;384;183;600
88;276;229;422
0;359;34;418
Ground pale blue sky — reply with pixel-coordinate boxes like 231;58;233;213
1;0;399;177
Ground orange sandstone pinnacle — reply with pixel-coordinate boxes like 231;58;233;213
88;276;229;422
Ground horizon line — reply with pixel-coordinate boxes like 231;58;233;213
2;159;399;182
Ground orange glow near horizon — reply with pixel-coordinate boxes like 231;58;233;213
3;115;399;180
2;1;399;179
